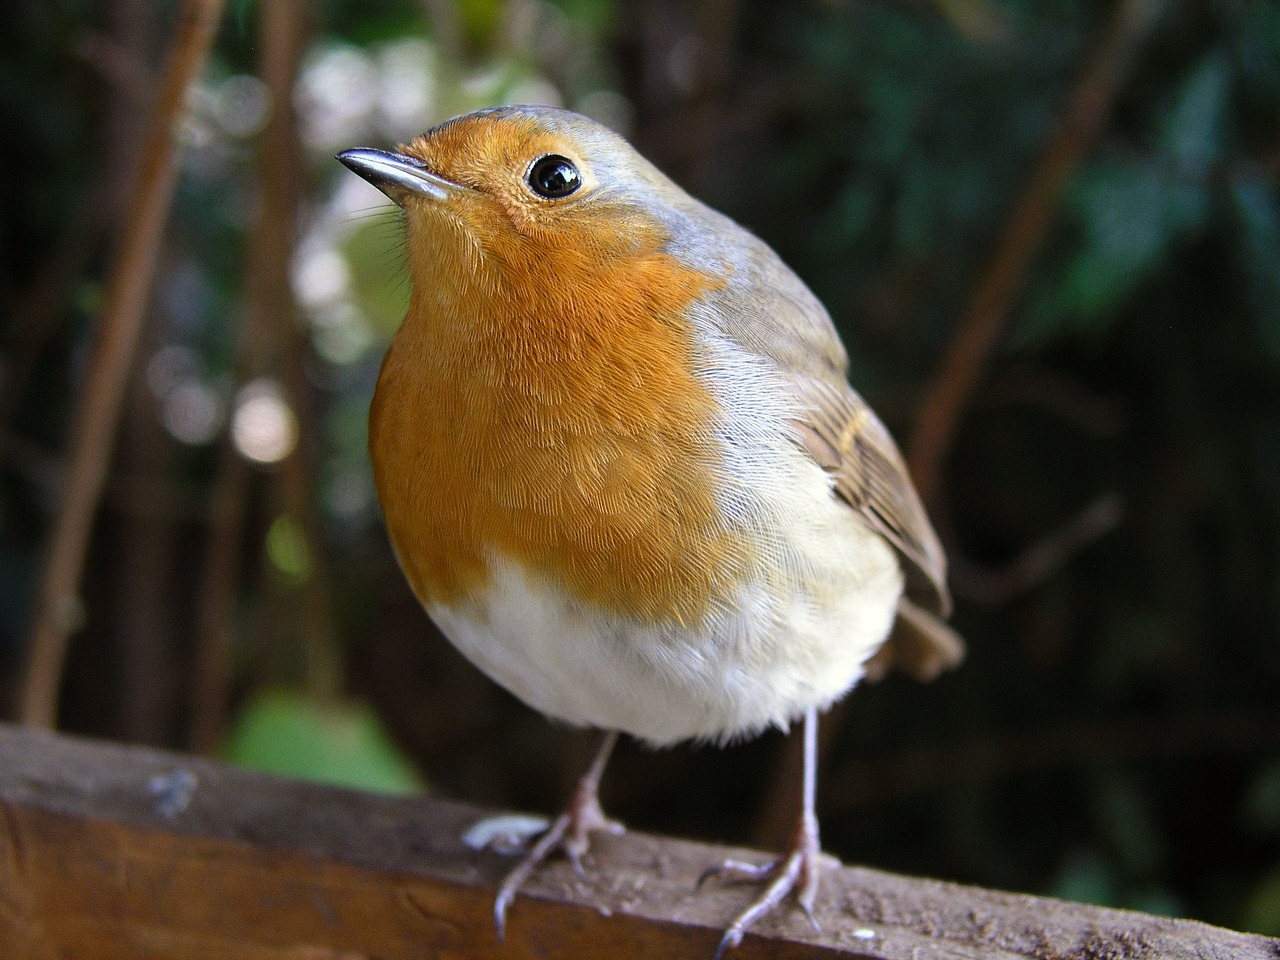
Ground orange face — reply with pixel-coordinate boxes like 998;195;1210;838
367;108;749;624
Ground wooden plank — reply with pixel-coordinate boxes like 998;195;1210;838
0;725;1273;959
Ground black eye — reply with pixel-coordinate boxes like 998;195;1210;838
526;154;582;199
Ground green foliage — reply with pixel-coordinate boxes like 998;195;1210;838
1243;762;1280;837
1022;156;1206;343
266;514;314;587
1242;871;1280;937
342;215;412;338
224;688;424;795
457;0;504;47
1230;175;1280;363
1020;49;1231;345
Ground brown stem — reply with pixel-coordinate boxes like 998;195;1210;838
950;492;1125;606
189;440;250;755
0;0;156;471
115;321;177;744
906;0;1164;504
251;0;341;700
18;0;227;729
0;207;104;444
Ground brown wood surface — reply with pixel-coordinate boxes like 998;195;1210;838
0;725;1274;959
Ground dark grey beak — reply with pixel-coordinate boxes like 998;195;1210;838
336;148;465;205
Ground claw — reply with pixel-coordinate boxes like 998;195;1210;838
707;706;829;956
713;926;744;960
489;730;621;940
494;809;573;939
709;844;816;958
697;857;774;889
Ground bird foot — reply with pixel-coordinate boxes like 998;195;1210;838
700;820;836;959
493;779;624;939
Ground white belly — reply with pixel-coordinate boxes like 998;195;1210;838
427;462;902;746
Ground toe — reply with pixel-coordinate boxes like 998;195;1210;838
698;857;778;889
708;841;829;955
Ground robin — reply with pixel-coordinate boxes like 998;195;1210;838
338;105;961;956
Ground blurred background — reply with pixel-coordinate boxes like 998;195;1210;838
2;0;1278;937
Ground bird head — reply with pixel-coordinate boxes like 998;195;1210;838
338;105;695;285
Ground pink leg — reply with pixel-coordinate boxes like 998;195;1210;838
493;730;623;939
702;707;828;959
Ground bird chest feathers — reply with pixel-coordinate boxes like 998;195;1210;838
367;221;753;627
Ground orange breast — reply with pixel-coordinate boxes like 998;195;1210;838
369;211;748;624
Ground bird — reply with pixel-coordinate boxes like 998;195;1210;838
337;104;962;957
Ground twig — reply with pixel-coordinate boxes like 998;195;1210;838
189;440;250;755
906;0;1165;504
115;326;178;744
949;492;1125;606
0;203;104;445
0;5;158;445
980;365;1128;438
251;0;343;701
18;0;227;729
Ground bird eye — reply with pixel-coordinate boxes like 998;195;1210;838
526;154;582;199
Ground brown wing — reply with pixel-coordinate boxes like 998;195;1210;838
791;375;949;614
789;375;964;681
672;202;962;678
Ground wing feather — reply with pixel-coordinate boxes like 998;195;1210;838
668;200;962;678
789;375;951;617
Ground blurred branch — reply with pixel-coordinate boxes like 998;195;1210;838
981;365;1129;438
0;5;157;451
626;0;745;184
193;0;337;752
190;440;249;755
0;204;103;444
931;0;1012;47
906;0;1165;504
75;32;157;104
949;492;1125;606
631;77;795;167
116;348;177;744
193;0;329;753
254;0;341;702
0;431;207;523
18;0;226;730
106;0;173;749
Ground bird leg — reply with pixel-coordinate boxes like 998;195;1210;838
701;707;831;959
493;729;623;939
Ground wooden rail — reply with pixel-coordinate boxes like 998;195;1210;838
0;725;1273;959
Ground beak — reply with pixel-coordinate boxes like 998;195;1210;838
336;148;465;205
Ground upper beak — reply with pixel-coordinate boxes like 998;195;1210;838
336;148;465;205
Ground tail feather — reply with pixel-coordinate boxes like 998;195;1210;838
863;595;965;683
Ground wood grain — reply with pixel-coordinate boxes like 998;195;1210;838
0;725;1273;959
